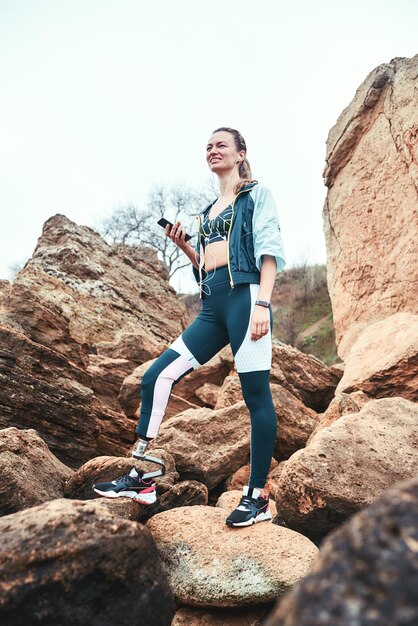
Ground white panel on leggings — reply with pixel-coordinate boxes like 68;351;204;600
169;334;201;370
234;283;272;373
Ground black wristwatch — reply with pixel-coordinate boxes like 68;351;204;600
255;300;270;308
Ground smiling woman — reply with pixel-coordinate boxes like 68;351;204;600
93;126;286;529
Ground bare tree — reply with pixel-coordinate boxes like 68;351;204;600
99;181;215;279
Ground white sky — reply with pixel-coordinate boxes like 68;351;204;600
1;0;417;293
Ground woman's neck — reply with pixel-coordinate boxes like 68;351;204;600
217;170;241;199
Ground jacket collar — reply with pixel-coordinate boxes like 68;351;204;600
199;180;258;217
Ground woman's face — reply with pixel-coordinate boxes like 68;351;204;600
206;131;243;173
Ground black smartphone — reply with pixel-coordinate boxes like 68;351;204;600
157;217;192;241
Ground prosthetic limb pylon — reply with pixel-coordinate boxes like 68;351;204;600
132;438;165;479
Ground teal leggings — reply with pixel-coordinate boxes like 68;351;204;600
136;264;277;489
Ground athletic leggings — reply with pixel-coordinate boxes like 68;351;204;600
136;264;277;489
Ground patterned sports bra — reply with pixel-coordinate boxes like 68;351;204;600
200;203;233;246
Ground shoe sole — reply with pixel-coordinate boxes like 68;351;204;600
93;487;157;505
226;509;272;527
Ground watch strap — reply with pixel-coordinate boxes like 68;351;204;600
255;300;270;308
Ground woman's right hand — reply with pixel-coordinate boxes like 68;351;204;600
165;221;188;250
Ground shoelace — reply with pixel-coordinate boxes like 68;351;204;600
115;470;144;484
238;495;258;509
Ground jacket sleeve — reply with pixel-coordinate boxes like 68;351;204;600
251;185;286;273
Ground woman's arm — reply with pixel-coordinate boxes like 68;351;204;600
256;255;277;303
164;220;200;270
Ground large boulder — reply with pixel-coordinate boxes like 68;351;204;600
323;55;418;360
147;403;251;489
306;389;369;442
273;397;418;541
0;499;175;625
146;505;318;607
0;427;73;516
3;215;187;366
335;312;418;401
264;474;418;626
0;323;132;467
270;341;341;412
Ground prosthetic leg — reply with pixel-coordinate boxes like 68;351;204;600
132;438;166;479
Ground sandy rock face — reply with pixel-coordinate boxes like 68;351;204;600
264;474;418;626
0;499;175;626
274;397;418;541
270;342;341;412
0;323;132;467
323;55;418;359
0;427;73;516
3;214;187;366
335;311;418;401
146;505;318;607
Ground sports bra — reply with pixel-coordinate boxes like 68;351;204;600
200;203;233;246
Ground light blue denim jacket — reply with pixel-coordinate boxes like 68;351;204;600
193;181;286;298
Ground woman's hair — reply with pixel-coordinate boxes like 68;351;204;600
212;126;257;194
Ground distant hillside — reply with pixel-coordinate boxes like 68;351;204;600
179;264;341;366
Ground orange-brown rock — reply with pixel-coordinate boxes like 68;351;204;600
274;397;418;541
0;499;175;625
194;382;223;407
264;474;418;626
335;312;418;401
0;323;132;468
323;55;418;360
137;480;209;523
86;354;135;411
271;341;341;412
3;215;187;366
307;390;369;442
146;506;318;607
0;427;73;516
147;403;251;489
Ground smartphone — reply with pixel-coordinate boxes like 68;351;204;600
157;217;192;241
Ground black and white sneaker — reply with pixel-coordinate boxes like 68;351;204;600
93;467;157;505
225;485;272;527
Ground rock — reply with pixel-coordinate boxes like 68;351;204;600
214;374;242;408
3;215;187;365
306;390;369;442
0;427;73;516
216;489;277;518
195;382;223;408
138;480;209;523
172;604;273;625
271;341;341;412
147;403;251;489
225;459;278;492
335;312;418;401
264;473;418;626
0;323;132;468
274;397;418;542
119;360;199;418
0;499;174;625
86;354;135;411
146;505;318;607
64;451;178;500
323;56;418;360
96;331;163;365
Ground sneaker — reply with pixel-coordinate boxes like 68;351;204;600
93;467;157;505
225;485;272;527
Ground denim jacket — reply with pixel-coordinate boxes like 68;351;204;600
192;181;286;298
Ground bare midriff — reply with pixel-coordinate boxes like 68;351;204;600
203;241;229;271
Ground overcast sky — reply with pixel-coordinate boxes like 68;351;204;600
1;0;417;293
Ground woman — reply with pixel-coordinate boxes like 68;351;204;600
94;127;286;527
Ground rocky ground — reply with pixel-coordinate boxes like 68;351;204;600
1;54;418;626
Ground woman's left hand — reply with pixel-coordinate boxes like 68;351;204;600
251;305;271;341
